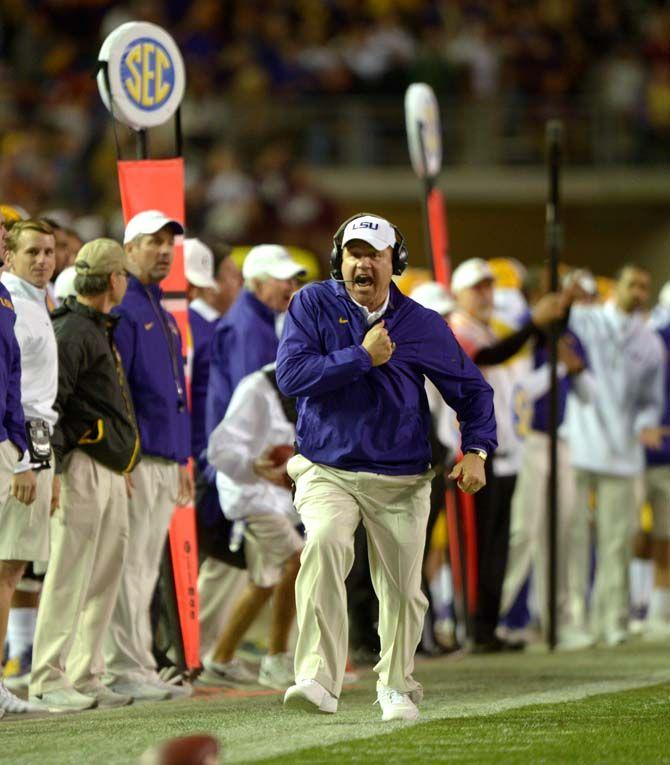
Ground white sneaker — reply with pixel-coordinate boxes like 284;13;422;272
140;671;193;699
258;653;294;690
77;682;133;708
556;629;595;651
108;674;170;702
201;657;257;686
283;678;337;713
0;681;40;713
376;681;419;722
29;687;97;713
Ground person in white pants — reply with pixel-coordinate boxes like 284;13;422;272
276;214;496;721
29;239;140;713
104;211;194;701
563;265;665;646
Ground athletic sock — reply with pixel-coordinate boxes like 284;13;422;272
6;608;37;660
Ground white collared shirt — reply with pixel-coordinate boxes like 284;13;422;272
1;272;59;471
189;297;221;323
350;291;390;325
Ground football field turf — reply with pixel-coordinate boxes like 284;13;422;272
3;640;669;764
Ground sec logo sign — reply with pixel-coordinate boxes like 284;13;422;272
121;37;175;111
98;22;185;130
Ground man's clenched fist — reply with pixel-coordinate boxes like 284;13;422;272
362;320;395;366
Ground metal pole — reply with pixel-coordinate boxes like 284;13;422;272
136;128;149;160
175;106;183;157
545;120;563;651
416;122;437;275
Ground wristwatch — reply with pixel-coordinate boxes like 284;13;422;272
465;449;487;462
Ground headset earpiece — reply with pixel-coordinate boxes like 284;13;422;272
330;213;409;280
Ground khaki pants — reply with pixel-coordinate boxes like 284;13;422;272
104;457;178;678
289;454;432;699
30;451;128;694
645;466;670;540
501;432;577;633
573;469;638;637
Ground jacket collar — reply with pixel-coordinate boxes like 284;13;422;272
329;278;402;317
127;274;163;301
55;296;120;329
241;289;276;324
1;272;48;303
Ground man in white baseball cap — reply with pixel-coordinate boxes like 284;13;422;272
123;210;184;245
242;244;306;283
340;215;397;253
450;258;495;299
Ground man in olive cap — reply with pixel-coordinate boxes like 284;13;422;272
30;239;141;713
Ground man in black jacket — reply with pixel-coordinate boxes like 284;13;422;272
29;239;141;713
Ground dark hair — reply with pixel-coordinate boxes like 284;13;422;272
74;273;111;296
5;219;55;252
210;240;232;277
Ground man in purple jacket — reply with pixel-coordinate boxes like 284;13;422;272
104;210;193;701
278;214;496;722
205;244;305;439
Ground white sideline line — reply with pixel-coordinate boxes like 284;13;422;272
231;672;670;763
421;670;670;720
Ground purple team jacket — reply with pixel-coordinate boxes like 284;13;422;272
277;280;497;476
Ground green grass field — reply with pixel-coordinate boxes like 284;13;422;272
3;640;670;764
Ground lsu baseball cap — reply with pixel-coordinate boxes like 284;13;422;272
341;215;396;252
242;244;306;281
450;258;495;295
75;238;128;276
123;210;184;244
410;281;455;316
184;238;218;290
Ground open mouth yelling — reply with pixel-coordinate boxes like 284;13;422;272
354;274;374;286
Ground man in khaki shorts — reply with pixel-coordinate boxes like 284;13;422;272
206;363;302;689
277;213;496;721
0;219;59;716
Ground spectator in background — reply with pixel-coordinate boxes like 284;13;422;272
30;239;139;712
564;264;665;646
104;210;193;702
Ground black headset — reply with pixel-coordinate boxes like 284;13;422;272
330;212;409;280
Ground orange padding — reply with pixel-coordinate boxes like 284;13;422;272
168;504;201;670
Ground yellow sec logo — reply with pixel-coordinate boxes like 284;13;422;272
121;37;175;111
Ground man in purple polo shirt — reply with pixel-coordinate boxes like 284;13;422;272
277;213;496;722
104;210;193;701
